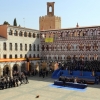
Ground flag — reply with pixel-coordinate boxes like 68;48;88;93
49;38;53;42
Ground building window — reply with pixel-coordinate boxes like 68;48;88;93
3;42;6;50
33;44;35;51
24;32;27;37
25;44;27;51
37;44;39;51
40;33;42;38
3;54;7;59
29;44;31;51
19;31;23;36
9;55;12;59
46;45;49;51
15;43;17;50
14;30;18;36
20;54;22;58
33;54;35;58
9;30;12;35
29;54;31;58
37;34;39;38
25;54;27;58
20;43;22;51
28;33;31;37
42;45;44;51
9;43;12;50
37;54;39;58
15;54;17;58
33;33;35;38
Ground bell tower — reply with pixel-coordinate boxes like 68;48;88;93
47;2;55;16
39;2;61;30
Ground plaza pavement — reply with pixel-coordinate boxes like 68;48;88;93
0;75;100;100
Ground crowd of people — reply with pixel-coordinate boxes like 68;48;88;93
59;76;89;86
0;71;29;90
27;67;53;78
60;60;100;72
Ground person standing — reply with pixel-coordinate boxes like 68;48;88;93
4;78;7;89
18;76;22;85
12;78;15;87
74;77;78;83
95;76;99;84
63;77;66;86
15;78;18;87
25;75;29;84
42;69;45;78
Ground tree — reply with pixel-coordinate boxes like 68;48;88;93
3;21;10;25
13;18;17;26
19;24;21;27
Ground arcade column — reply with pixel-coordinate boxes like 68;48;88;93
27;58;29;71
10;68;13;77
0;68;3;76
54;63;58;70
27;62;30;71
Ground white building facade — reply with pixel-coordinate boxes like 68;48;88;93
0;25;40;76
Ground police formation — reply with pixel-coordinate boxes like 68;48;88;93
0;71;29;90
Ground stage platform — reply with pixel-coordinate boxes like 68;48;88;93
54;80;87;89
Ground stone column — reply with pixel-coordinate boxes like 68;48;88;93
10;68;13;77
54;62;58;70
27;62;29;71
0;68;3;76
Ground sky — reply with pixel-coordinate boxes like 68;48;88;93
0;0;100;30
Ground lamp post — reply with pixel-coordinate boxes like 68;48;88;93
23;18;25;28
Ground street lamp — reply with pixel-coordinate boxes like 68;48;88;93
23;18;25;27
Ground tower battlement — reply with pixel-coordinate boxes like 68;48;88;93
55;16;61;20
39;2;61;30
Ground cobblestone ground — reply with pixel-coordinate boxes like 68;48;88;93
0;75;100;100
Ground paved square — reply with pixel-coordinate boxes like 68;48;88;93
0;76;100;100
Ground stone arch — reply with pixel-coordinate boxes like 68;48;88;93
24;31;27;37
28;32;31;37
41;62;47;70
21;63;26;72
35;62;40;72
49;6;52;12
29;62;34;71
13;64;20;72
19;31;23;36
0;67;1;76
51;62;58;70
3;65;11;76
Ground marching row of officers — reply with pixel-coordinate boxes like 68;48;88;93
0;72;29;90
